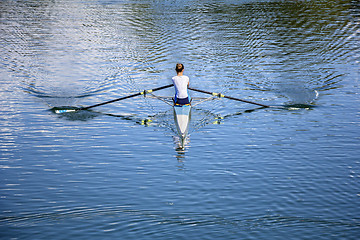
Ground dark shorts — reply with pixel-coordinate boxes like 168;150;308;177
174;97;191;105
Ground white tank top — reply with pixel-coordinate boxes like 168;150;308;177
172;75;189;99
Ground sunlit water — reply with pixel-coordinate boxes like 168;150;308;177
1;0;359;239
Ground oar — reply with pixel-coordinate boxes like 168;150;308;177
188;87;270;108
81;84;173;110
55;84;173;113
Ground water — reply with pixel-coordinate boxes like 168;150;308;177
1;0;359;239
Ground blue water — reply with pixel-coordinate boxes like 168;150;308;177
1;0;360;239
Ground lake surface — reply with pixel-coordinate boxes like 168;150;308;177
1;0;359;239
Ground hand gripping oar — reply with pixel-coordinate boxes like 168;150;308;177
188;87;270;108
54;84;173;113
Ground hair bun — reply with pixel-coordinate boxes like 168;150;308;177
175;63;184;72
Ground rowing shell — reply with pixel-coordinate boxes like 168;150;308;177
173;104;191;144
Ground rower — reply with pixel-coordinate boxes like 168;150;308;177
172;63;191;105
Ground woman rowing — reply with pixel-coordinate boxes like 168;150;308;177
172;63;191;105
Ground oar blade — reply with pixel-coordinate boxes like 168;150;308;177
52;106;80;114
55;109;76;113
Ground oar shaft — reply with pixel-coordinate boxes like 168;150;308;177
81;84;173;110
188;87;270;108
222;95;270;108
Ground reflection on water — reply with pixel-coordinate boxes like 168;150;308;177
2;0;358;103
1;0;359;239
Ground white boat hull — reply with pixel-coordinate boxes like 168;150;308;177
173;105;191;140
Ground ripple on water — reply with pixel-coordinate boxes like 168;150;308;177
1;204;360;238
1;1;359;239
